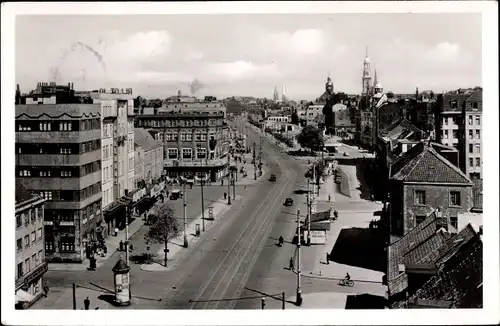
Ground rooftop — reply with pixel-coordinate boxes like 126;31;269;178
134;128;163;152
16;180;43;207
380;118;421;141
387;209;477;296
390;142;471;184
15;103;101;119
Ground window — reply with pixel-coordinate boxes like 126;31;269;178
45;240;54;252
32;254;37;267
444;130;448;139
180;133;187;141
452;130;458;139
201;134;207;141
16;214;22;228
31;209;36;222
39;122;51;131
40;191;52;200
473;102;478;109
182;148;192;159
186;133;192;141
60;238;75;252
166;133;172;141
450;216;458;230
476;144;480;154
17;263;23;279
416;215;426;225
31;231;36;243
25;258;30;273
469;144;473;153
19;169;31;177
414;190;426;205
450;191;461;206
197;148;207;159
469;158;474;167
476;116;480;125
38;250;43;264
468;116;473;125
167;148;178;159
476;158;480;167
38;207;42;219
17;238;22;251
60;147;71;154
37;227;42;240
61;170;72;177
24;235;30;247
468;130;473;139
475;130;480;139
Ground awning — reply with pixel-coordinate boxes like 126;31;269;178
15;289;35;303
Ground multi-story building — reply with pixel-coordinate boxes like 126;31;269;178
16;83;102;263
134;128;164;185
15;181;47;309
134;143;145;189
388;141;473;236
85;89;136;235
297;105;323;123
435;89;482;180
135;102;230;181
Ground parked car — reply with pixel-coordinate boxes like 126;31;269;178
284;198;294;206
269;174;277;182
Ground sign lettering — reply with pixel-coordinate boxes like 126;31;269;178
98;88;134;95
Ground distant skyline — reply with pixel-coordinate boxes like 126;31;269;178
16;14;482;100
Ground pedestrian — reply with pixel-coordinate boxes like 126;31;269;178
224;192;227;200
326;252;330;264
43;282;49;298
289;257;294;270
119;240;124;251
328;194;331;202
84;297;90;310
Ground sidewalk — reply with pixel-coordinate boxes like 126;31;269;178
141;194;244;272
230;152;268;186
48;200;166;272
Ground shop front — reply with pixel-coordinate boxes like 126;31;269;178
15;262;48;309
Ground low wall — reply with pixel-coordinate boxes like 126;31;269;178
337;167;351;198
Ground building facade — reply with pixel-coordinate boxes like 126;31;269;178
16;84;102;263
388;142;473;236
134;144;145;189
15;182;47;309
135;104;230;182
435;89;482;180
134;128;164;184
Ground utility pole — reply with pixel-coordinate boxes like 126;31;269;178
306;179;311;246
232;173;236;201
183;182;188;247
253;142;257;180
72;283;76;310
125;206;129;266
227;155;231;205
200;174;205;232
235;155;238;182
296;209;302;306
259;136;263;175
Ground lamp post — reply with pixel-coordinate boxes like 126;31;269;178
227;155;231;205
201;173;205;232
253;142;257;180
306;179;311;246
183;182;188;247
296;209;302;306
232;172;236;201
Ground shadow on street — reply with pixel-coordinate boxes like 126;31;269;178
329;227;386;273
345;293;388;309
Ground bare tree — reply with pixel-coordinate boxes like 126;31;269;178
144;204;180;267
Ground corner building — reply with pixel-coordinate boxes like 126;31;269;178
16;87;102;263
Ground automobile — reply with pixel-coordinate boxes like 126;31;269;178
269;174;277;182
170;189;183;200
343;152;350;157
284;198;294;206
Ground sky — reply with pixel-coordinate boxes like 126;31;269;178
15;14;482;100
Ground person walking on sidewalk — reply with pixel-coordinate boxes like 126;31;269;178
224;192;227;200
43;282;49;298
84;297;90;310
289;257;294;271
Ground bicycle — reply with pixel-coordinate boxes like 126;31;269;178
338;278;354;287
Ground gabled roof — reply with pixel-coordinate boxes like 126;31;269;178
390;142;471;184
380;118;421;141
393;233;482;308
134;128;162;152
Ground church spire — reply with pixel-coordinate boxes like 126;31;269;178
373;69;378;87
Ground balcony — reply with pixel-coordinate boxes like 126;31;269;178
164;158;227;168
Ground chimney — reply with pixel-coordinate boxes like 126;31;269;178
68;82;71;88
16;84;20;92
71;82;74;90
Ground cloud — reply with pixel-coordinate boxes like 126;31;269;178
261;29;326;56
425;42;460;62
105;31;172;64
204;61;279;81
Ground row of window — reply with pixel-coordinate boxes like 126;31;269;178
167;148;207;160
45;237;75;253
16;207;43;228
165;132;208;142
414;190;461;207
16;228;43;251
16;140;101;155
442;129;480;140
415;214;458;230
17;161;101;178
16;250;44;279
467;115;481;126
44;202;100;223
37;182;101;202
469;157;482;168
16;119;101;132
136;118;222;128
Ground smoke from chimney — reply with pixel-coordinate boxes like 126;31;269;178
189;78;206;95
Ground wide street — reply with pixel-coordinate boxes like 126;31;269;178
36;117;385;310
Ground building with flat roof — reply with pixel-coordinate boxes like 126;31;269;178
135;107;230;182
134;128;164;185
15;181;47;309
16;84;102;263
